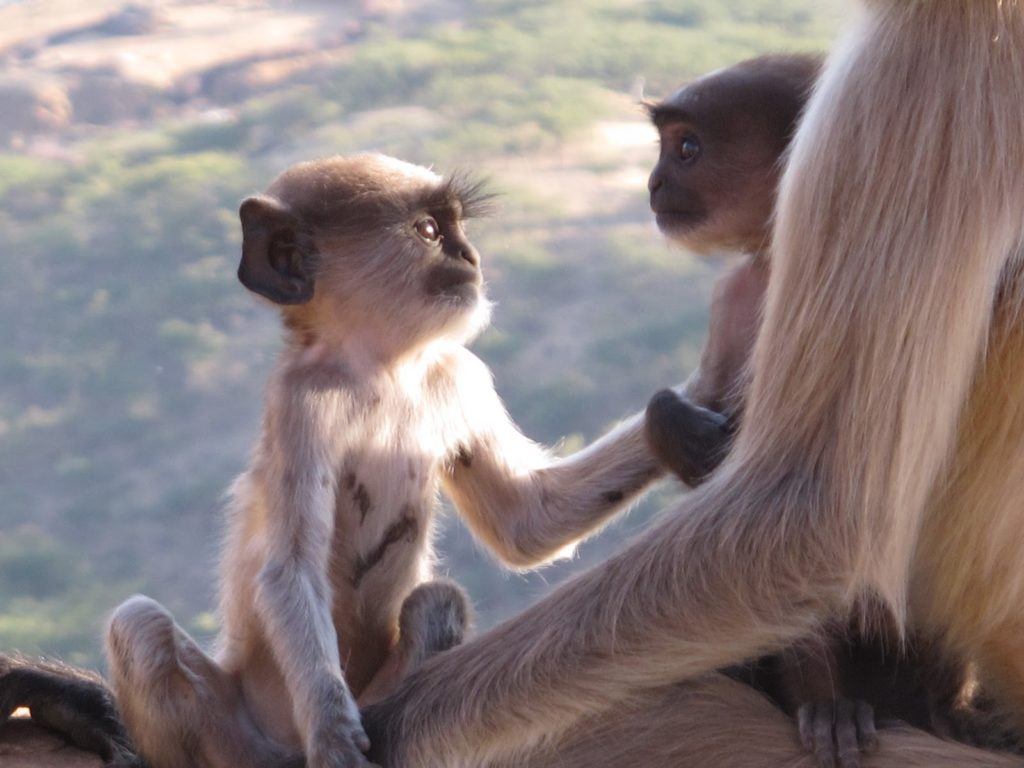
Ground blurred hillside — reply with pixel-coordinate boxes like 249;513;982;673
0;0;842;666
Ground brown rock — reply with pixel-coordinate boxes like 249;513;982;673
0;719;102;768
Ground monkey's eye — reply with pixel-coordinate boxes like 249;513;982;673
680;135;701;163
415;217;441;242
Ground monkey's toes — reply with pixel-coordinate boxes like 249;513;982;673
798;699;876;768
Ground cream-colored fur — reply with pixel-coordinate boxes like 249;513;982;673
362;3;1024;765
103;155;663;768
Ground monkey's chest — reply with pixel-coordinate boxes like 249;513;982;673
327;442;441;606
325;448;441;690
323;380;471;633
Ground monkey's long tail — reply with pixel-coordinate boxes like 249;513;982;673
0;652;148;768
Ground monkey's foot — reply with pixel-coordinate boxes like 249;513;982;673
308;707;379;768
798;698;878;768
307;732;379;768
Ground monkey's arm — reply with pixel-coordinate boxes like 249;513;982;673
251;384;370;766
442;353;662;568
682;257;768;413
644;258;766;484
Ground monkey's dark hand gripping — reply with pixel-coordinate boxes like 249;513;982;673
645;389;732;486
0;654;147;768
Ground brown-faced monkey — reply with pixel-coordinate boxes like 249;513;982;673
644;54;986;766
100;154;663;768
360;2;1024;766
644;53;820;432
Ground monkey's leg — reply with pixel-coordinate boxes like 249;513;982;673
106;595;302;768
494;674;1023;768
359;580;471;707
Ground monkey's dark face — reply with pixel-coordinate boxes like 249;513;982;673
645;58;818;255
647;117;712;237
647;100;778;255
414;211;482;306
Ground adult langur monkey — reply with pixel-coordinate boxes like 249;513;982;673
644;54;982;764
362;3;1024;766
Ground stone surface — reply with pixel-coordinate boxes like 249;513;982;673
0;719;103;768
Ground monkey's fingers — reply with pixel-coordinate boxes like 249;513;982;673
797;701;816;754
644;389;731;486
834;698;864;768
798;699;874;768
798;701;839;768
308;714;376;768
855;700;878;753
355;725;371;753
812;703;838;768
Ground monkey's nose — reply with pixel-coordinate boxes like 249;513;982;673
648;172;664;194
456;245;479;268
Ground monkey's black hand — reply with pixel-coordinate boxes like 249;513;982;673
645;389;732;486
0;655;147;768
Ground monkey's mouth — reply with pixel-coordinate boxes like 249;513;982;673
654;210;705;232
425;264;482;303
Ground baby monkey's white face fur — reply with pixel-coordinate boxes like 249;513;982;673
239;154;493;358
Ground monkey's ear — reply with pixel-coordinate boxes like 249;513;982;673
238;195;315;305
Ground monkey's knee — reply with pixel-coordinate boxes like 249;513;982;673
399;580;472;660
106;597;230;767
106;595;182;686
361;581;473;708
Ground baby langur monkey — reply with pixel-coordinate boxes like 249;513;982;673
643;55;976;767
103;154;662;768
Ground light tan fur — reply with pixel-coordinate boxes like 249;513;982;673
502;674;1024;768
363;3;1024;766
103;155;663;768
